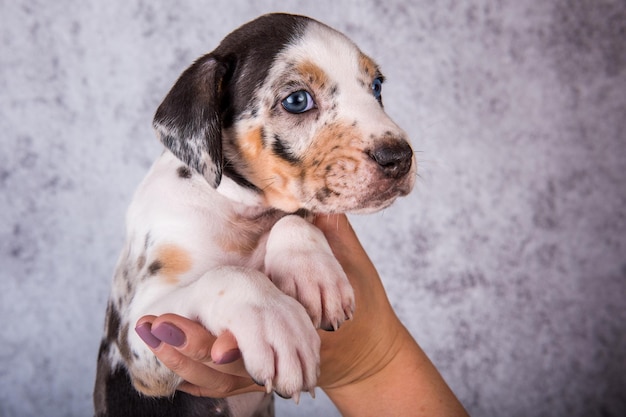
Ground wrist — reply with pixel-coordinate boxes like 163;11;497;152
320;324;409;416
322;326;469;417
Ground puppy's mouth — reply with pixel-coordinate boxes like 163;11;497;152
303;147;416;214
361;177;414;210
321;176;414;214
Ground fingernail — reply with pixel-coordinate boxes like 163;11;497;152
135;322;161;349
214;348;241;365
151;322;186;347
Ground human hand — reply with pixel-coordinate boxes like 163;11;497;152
134;315;263;397
310;213;407;389
137;214;468;415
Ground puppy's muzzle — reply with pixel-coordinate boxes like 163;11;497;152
369;140;414;180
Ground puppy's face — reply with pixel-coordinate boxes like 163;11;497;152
155;14;415;214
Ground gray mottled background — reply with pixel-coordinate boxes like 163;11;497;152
1;1;625;416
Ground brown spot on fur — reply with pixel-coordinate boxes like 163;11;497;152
239;126;264;160
359;53;379;78
118;323;132;364
219;210;280;256
148;260;163;275
131;374;175;397
296;60;329;90
137;254;146;270
237;127;304;212
152;244;192;284
105;301;121;342
177;165;192;179
94;340;111;414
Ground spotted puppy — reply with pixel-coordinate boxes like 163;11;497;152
94;13;415;417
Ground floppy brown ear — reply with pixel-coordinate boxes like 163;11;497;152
153;55;228;188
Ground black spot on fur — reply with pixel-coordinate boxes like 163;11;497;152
272;135;300;164
316;187;332;202
106;302;121;342
316;187;339;203
223;165;260;191
177;165;192;179
148;260;163;276
97;339;110;361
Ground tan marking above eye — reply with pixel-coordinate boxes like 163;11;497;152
358;53;379;78
296;60;329;89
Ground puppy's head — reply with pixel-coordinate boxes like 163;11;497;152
154;13;415;214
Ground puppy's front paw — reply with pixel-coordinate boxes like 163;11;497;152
265;216;355;331
220;285;321;399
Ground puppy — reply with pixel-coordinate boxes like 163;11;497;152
94;13;415;417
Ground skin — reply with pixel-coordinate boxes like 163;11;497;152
137;214;469;416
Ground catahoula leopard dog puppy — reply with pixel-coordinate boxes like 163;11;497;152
94;13;415;417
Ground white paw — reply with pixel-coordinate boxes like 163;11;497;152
232;293;320;399
265;216;356;330
200;267;321;399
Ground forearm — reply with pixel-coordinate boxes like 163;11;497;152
323;326;469;417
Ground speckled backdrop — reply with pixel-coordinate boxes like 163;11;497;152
1;1;625;416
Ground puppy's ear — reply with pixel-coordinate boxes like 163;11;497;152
153;55;229;188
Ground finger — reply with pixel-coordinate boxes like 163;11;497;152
313;214;373;277
149;314;216;363
135;318;260;397
177;376;263;398
138;315;242;365
313;214;362;260
153;340;260;397
313;213;352;240
211;330;242;365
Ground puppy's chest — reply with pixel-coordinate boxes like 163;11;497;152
214;211;282;268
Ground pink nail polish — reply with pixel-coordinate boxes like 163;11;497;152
151;322;186;347
135;322;161;349
214;348;241;364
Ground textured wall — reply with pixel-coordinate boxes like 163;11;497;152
1;1;625;416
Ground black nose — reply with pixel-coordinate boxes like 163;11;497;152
369;141;413;179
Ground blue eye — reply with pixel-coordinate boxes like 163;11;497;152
282;90;315;113
371;77;383;101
